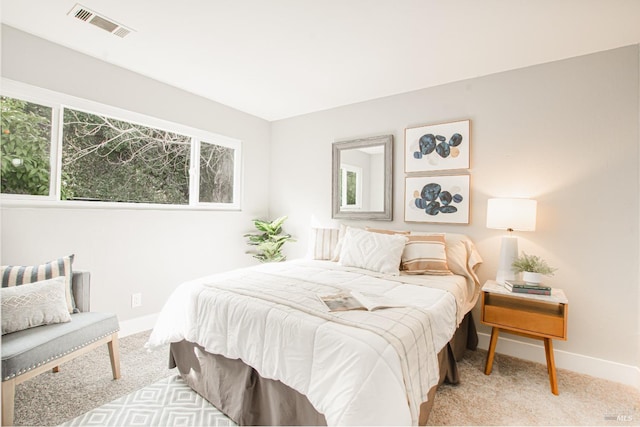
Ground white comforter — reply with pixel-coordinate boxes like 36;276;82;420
146;260;475;425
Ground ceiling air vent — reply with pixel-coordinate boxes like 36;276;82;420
68;4;133;38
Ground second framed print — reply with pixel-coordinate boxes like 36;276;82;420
405;119;470;173
404;175;470;224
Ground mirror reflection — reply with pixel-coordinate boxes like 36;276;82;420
339;146;385;211
332;135;392;220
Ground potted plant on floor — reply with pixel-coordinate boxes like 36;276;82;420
244;216;295;262
511;252;556;284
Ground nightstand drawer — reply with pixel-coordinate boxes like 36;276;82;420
482;293;567;339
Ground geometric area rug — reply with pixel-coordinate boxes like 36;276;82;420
60;375;237;427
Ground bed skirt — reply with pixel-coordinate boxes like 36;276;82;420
169;312;477;426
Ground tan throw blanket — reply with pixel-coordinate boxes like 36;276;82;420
208;269;439;425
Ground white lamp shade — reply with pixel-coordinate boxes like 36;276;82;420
486;198;537;231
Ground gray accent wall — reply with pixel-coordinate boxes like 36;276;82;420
270;45;640;368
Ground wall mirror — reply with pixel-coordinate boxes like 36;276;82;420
332;134;393;220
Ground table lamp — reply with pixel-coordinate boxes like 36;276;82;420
486;198;537;284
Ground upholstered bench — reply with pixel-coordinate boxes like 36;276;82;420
1;271;121;426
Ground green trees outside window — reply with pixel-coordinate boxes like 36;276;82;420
345;170;357;205
1;97;52;196
1;94;238;206
62;108;192;204
199;141;234;204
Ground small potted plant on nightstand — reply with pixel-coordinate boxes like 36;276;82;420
511;252;557;284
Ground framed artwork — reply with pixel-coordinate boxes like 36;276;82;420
404;119;470;173
404;175;470;224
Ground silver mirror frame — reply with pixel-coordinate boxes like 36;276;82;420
332;134;393;221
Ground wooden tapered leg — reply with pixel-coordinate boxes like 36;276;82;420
52;366;60;373
544;338;559;395
485;327;500;375
2;378;16;426
108;333;121;380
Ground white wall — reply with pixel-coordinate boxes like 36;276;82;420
0;26;271;322
270;46;640;376
2;25;639;385
638;45;640;373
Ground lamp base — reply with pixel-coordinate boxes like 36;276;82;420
495;235;518;284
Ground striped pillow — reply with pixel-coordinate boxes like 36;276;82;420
309;227;341;260
401;234;452;275
1;255;76;313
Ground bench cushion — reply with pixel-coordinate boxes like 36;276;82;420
1;312;119;380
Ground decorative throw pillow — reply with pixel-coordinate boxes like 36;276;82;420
308;227;341;260
338;227;408;275
1;276;72;335
442;234;483;285
401;234;452;275
1;255;75;313
410;232;483;283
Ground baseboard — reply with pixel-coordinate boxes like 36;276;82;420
478;331;640;391
118;313;158;338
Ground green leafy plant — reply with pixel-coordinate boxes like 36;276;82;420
244;216;295;263
1;97;52;196
511;252;556;276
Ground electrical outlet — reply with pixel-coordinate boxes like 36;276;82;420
131;293;142;308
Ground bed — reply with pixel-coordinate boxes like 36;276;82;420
146;227;482;425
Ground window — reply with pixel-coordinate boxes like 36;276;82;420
61;107;192;204
199;141;234;204
0;97;53;196
0;80;241;209
339;164;362;209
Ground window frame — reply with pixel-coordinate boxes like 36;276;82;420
1;79;242;211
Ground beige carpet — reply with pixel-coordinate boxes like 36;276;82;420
13;331;174;426
428;350;639;426
11;330;640;426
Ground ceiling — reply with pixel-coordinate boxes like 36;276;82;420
2;0;640;121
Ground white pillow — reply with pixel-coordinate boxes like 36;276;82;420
307;227;341;260
1;276;72;335
338;227;408;275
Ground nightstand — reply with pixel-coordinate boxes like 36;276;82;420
481;280;568;395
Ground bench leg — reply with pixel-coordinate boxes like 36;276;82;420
2;332;120;426
2;378;15;426
52;366;60;373
108;333;121;380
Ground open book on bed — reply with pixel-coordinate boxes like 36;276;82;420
318;291;405;312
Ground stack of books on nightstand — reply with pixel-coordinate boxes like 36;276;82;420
504;280;551;295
